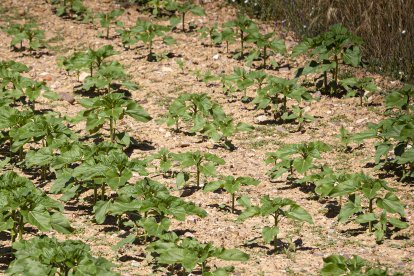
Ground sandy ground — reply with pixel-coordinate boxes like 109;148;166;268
0;0;413;275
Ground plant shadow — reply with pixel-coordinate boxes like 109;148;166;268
179;186;199;197
323;201;341;218
0;246;13;272
207;204;242;215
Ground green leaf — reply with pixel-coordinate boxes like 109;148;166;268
93;200;112;224
262;226;279;244
292;157;312;174
355;212;376;223
50;212;72;234
26;208;51;231
388;218;408;229
204;180;224;192
287;205;313;224
214;248;249;261
112;233;136;250
376;193;405;216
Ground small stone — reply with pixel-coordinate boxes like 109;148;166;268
278;67;290;72
184;232;194;238
79;72;90;82
165;132;171;138
51;81;61;90
161;66;173;73
303;106;311;112
356;118;368;124
131;261;140;267
58;92;75;104
212;54;220;60
42;75;52;82
275;126;288;133
314;91;322;99
254;115;268;124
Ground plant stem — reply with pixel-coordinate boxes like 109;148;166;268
324;71;328;94
368;198;374;232
11;211;16;243
334;54;339;90
231;193;235;213
101;184;105;200
263;46;267;68
18;216;23;241
273;213;279;252
106;26;110;39
240;30;244;56
226;41;229;53
149;40;153;56
182;12;186;32
196;166;200;188
93;187;98;204
109;117;114;142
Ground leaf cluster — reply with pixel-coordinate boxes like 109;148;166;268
238;195;313;249
162;93;253;149
293;24;363;94
4;23;46;51
49;0;92;22
320;254;399;276
265;141;330;180
7;236;118;275
0;172;72;243
148;236;249;274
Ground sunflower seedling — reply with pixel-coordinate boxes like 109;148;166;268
50;0;92;22
293;24;363;94
148;236;249;274
78;93;151;142
167;1;206;32
238;195;313;252
97;9;124;39
341;77;377;106
204;176;259;213
320;254;398;275
7;237;118;275
134;19;176;61
227;14;256;57
0;172;72;243
265;141;330;180
174;151;225;188
337;173;408;241
5;23;45;51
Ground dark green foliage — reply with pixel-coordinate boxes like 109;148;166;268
49;0;92;22
7;237;118;275
353;104;414;180
161;93;253;149
93;178;207;248
148;236;249;274
321;254;399;275
4;23;45;51
265;141;330;180
97;9;124;39
293;24;363;94
0;172;72;243
78;93;151;142
174;151;225;188
204;176;259;213
238;195;313;251
166;1;206;31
